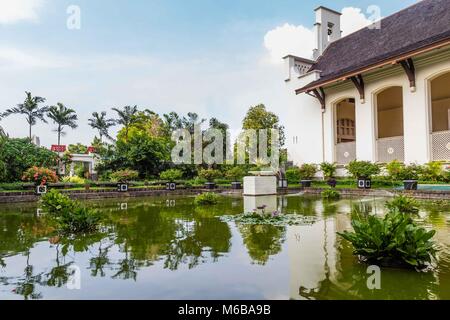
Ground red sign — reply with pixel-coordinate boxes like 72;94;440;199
51;145;67;153
87;146;96;154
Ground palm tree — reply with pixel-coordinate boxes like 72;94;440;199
88;111;116;142
47;103;78;145
0;114;6;138
112;105;139;142
2;92;48;140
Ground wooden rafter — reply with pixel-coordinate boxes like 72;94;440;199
399;58;416;90
350;74;365;102
306;87;326;111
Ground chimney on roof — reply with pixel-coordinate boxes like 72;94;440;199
313;6;342;60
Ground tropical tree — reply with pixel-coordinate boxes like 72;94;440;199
47;103;78;145
2;92;48;140
88;111;116;142
112;105;139;142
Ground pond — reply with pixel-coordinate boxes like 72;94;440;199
0;194;450;300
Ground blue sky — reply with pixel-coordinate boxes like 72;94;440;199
0;0;416;146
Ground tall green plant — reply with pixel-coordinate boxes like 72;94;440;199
2;92;48;140
320;162;337;179
88;111;116;142
112;105;139;142
47;103;78;145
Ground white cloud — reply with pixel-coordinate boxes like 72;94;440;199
0;47;69;69
0;0;44;24
264;23;315;64
341;7;373;37
263;7;373;63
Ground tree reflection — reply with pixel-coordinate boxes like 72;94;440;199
238;224;286;265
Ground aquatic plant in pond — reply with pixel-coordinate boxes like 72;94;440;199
385;195;419;215
40;190;102;233
338;210;437;269
322;189;340;200
220;212;317;226
194;192;219;205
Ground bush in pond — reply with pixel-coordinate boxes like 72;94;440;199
194;192;219;205
41;189;102;233
385;195;419;215
338;210;437;269
322;189;340;200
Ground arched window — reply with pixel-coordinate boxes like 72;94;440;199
335;98;356;164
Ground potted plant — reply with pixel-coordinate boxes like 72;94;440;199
320;162;337;188
225;166;246;190
160;169;183;191
110;169;139;192
346;160;380;189
401;164;420;191
198;169;221;190
298;164;317;188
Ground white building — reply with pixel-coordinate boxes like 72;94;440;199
284;0;450;166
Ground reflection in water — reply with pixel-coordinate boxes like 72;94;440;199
0;195;449;300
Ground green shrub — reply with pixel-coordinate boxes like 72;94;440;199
401;164;421;180
285;167;300;183
62;176;86;184
225;166;246;181
420;162;443;182
385;195;419;215
346;160;380;179
110;169;139;182
321;189;341;200
0;182;26;191
159;169;183;182
22;166;59;186
74;163;87;178
198;169;222;182
194;192;219;205
41;190;101;233
184;181;193;188
320;162;337;179
338;211;437;268
386;160;405;181
298;164;317;180
0;138;58;182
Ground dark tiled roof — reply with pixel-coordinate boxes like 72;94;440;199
299;0;450;92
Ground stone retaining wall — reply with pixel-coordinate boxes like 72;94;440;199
1;186;449;203
0;187;243;204
302;188;450;200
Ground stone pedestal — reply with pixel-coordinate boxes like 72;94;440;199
243;176;277;196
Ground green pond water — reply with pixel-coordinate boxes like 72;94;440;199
0;194;450;300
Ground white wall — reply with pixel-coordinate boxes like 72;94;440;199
284;72;324;165
283;56;450;165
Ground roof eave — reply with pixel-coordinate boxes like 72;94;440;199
295;38;450;95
